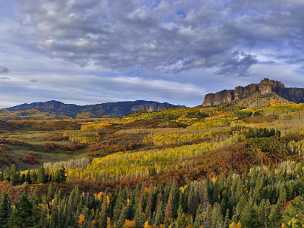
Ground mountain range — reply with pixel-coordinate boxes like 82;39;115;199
6;78;304;118
6;100;181;118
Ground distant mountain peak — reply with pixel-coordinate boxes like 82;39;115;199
45;100;64;104
203;78;304;106
6;100;182;118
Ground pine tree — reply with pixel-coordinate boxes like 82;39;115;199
113;192;124;222
99;199;108;228
59;167;66;182
268;204;281;227
278;185;287;204
134;193;145;228
164;191;174;225
174;206;193;228
53;168;66;183
9;193;37;228
193;205;205;228
210;203;224;228
153;194;164;225
116;206;129;227
282;196;304;226
240;203;262;228
144;190;154;223
187;186;199;216
0;194;11;228
8;165;20;185
134;207;145;228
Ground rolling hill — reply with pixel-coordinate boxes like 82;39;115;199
2;78;304;227
6;100;182;117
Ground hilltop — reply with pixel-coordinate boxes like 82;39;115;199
6;100;182;118
203;78;304;106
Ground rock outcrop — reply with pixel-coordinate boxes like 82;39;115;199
203;78;304;106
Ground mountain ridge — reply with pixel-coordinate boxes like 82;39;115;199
6;100;182;117
203;78;304;106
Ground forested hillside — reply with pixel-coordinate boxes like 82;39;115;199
3;0;304;225
2;96;304;227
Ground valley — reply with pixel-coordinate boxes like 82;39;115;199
2;80;304;226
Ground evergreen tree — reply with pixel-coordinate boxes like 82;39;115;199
193;205;205;228
187;186;199;216
0;172;4;181
144;190;154;223
210;203;224;228
268;204;281;227
98;199;108;228
153;194;164;225
0;194;11;228
9;193;37;228
8;165;20;185
240;203;262;228
174;206;193;228
282;196;304;225
164;191;174;225
53;168;66;183
113;191;124;222
134;207;145;228
116;206;129;227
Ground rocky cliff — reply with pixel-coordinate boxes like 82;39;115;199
203;78;304;106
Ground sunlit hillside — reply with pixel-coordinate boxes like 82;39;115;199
2;96;304;226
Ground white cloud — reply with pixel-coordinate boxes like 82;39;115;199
0;71;204;108
1;0;304;107
17;0;304;75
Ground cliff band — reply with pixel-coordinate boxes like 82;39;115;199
203;78;304;106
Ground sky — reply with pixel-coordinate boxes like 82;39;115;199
1;0;304;107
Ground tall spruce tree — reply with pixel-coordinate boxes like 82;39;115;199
116;205;129;227
0;194;11;228
9;193;37;228
153;194;164;225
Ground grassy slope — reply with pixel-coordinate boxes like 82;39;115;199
2;96;304;185
67;98;304;185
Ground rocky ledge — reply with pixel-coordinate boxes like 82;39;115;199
203;78;304;106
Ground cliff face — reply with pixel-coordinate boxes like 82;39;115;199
203;78;304;106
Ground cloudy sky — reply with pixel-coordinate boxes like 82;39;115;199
1;0;304;107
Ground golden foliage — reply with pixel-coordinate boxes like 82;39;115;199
229;222;241;228
78;214;85;225
124;219;135;227
67;134;240;183
143;221;153;228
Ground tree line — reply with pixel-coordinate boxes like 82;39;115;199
0;165;66;186
1;160;304;227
